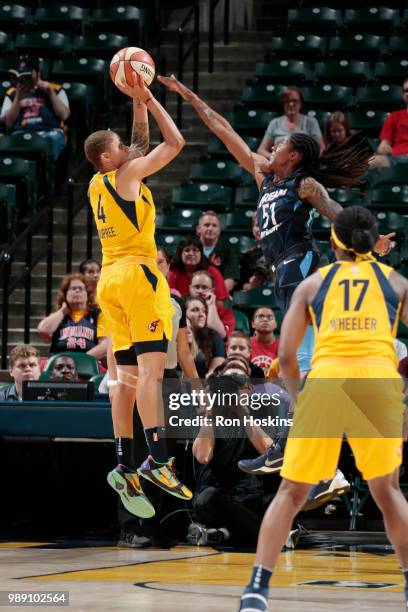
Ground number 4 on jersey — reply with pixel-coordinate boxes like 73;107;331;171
97;195;106;223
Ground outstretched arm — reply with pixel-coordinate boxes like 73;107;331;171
158;74;265;184
299;177;396;256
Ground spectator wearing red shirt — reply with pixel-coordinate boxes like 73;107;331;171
249;307;279;373
371;78;408;171
189;270;235;339
168;237;228;301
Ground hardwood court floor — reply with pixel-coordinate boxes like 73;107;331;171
0;536;406;611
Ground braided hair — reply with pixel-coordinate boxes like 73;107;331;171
334;206;379;255
290;131;372;189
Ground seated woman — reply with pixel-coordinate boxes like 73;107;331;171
185;296;225;377
168;237;228;302
37;273;108;359
324;111;352;147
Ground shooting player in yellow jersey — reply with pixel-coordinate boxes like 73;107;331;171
239;206;408;611
84;74;192;520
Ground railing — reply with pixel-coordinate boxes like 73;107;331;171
176;1;200;128
208;0;230;73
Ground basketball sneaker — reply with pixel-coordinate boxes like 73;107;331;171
107;464;155;518
138;456;193;500
118;530;151;549
238;443;284;475
303;469;350;511
187;522;226;547
239;588;269;611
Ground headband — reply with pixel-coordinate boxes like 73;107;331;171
331;225;374;261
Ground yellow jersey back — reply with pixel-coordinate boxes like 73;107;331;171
309;259;401;366
88;169;157;266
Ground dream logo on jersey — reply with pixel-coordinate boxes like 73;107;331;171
148;319;160;332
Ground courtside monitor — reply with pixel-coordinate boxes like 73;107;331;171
22;380;95;402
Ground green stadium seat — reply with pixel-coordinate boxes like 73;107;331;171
355;85;403;111
73;33;129;58
327;188;363;206
190;160;249;187
15;32;70;56
375;166;408;186
232;309;250;334
41;352;99;380
0;4;30;33
374;211;406;235
50;57;107;106
374;60;408;83
312;213;331;238
156;208;202;233
90;373;105;390
228;107;275;136
241;83;286;109
314;60;373;85
171;182;232;211
208;134;259;159
0;182;17;244
302;84;353;110
348;110;388;137
287;7;341;34
0;31;13;53
344;8;398;34
91;5;141;37
227;235;256;251
315;240;332;258
0;156;36;216
224;210;253;234
0;133;54;198
234;184;259;209
305;109;331;128
155;233;181;256
34;5;88;34
255;60;311;84
233;286;277;311
270;34;327;61
328;34;385;61
365;185;408;212
387;35;408;58
61;81;94;143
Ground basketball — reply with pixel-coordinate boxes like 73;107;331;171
109;47;156;89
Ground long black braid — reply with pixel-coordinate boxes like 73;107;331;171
290;131;372;189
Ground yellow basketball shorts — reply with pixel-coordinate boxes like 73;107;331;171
97;258;173;356
281;360;404;484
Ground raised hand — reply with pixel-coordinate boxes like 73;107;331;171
157;74;193;101
117;72;152;104
374;232;397;256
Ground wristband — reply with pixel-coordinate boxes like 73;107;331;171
107;380;118;387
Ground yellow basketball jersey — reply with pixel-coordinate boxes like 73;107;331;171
309;259;401;366
88;169;157;266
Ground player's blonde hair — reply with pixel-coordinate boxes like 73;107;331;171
84;130;117;169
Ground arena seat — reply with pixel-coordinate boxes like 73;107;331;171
234;184;259;209
226;235;255;252
0;156;37;216
33;5;88;34
61;81;94;142
155;208;202;232
374;60;408;83
171;182;232;211
355;84;403;111
314;60;373;85
50;57;107;106
343;7;398;34
229;107;275;136
41;352;99;380
328;34;385;61
375;165;408;186
15;31;71;57
374;210;406;235
0;4;30;34
327;188;363;206
255;60;311;84
0;183;17;244
387;35;408;58
223;210;253;234
91;5;142;37
269;34;327;61
0;31;13;53
233;286;277;311
208;134;259;160
302;84;353;110
155;233;180;256
348;109;389;137
241;83;286;109
287;7;341;34
312;213;331;238
232;309;250;335
305;108;331;127
73;33;129;58
365;185;408;213
189;159;249;188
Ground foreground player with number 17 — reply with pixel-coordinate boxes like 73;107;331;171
239;206;408;611
84;73;192;519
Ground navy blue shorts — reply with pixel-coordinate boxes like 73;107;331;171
275;249;325;313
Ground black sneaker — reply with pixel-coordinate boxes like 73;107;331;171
138;456;193;500
303;469;350;511
238;444;284;475
187;522;226;546
118;530;151;548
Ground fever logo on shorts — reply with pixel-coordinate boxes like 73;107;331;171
148;319;160;332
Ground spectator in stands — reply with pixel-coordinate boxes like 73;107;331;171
169;236;228;301
257;85;324;158
49;355;78;382
0;344;40;401
37;273;108;359
324;111;352;147
79;259;101;297
157;247;181;297
196;210;240;293
226;331;265;379
250;307;279;373
239;213;271;290
371;78;408;171
190;361;273;547
189;270;235;339
185;295;225;376
1;55;70;159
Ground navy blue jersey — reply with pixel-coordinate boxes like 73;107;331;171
256;173;315;265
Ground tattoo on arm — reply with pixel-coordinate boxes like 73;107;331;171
298;177;342;221
129;119;149;157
